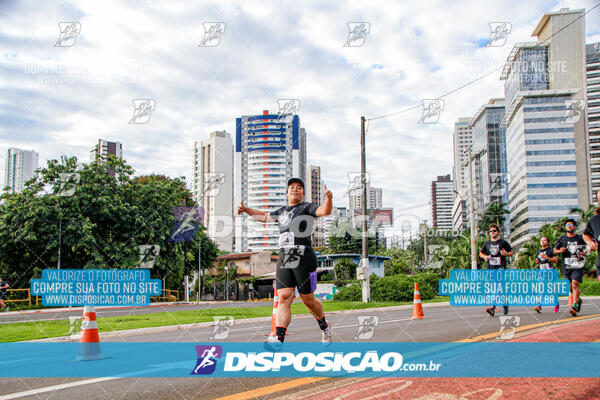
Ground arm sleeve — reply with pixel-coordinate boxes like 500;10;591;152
480;242;489;255
305;202;319;217
269;207;284;221
584;223;594;238
554;237;564;250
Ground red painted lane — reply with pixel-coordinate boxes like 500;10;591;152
511;317;600;342
300;318;600;400
307;378;600;400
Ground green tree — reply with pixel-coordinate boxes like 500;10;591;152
570;205;597;223
0;156;219;291
478;202;509;233
334;258;357;281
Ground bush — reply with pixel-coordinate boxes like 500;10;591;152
320;273;333;282
581;279;600;296
334;258;357;281
332;273;439;302
333;283;362;301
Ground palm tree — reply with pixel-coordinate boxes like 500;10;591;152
570;205;596;224
478;201;510;233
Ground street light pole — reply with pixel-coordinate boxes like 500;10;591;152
57;216;62;270
224;265;229;301
467;148;478;269
360;116;370;303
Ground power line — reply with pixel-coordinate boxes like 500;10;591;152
366;3;600;122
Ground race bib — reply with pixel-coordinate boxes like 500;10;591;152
489;257;501;266
566;257;584;269
539;263;551;270
278;232;295;248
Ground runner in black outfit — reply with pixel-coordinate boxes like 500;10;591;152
479;223;513;316
554;219;588;317
583;190;600;283
237;178;333;348
0;277;10;312
533;236;559;313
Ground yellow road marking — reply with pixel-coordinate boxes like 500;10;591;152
216;313;600;399
457;313;600;342
214;377;328;400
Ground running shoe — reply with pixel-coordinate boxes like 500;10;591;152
577;297;582;312
263;335;283;352
3;306;8;312
554;304;559;313
486;307;495;317
503;306;509;315
321;325;333;345
569;306;578;317
534;306;541;313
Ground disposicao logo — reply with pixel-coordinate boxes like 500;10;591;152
191;345;222;375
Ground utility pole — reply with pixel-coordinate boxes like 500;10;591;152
423;219;428;266
57;217;62;270
467;147;478;269
360;116;370;302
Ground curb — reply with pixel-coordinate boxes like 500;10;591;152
24;302;451;343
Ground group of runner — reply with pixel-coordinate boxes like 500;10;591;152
479;190;600;317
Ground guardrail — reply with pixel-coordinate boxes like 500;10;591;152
3;288;180;308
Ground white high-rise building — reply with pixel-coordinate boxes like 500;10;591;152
501;9;590;247
193;131;234;252
587;43;600;196
5;148;39;193
431;174;454;231
451;117;472;232
234;110;306;252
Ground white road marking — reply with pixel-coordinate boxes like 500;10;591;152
0;377;119;400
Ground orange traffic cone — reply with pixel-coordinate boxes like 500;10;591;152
568;292;573;307
76;306;104;361
266;289;279;336
411;283;425;319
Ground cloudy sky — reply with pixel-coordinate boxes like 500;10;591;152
1;0;599;236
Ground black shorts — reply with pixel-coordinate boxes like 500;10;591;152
275;247;317;295
564;268;584;283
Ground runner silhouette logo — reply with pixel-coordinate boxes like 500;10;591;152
191;345;222;375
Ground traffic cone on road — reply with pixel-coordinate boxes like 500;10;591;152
76;306;104;361
411;283;425;319
266;289;279;336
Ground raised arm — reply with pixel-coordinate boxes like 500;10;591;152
315;184;333;217
237;201;274;223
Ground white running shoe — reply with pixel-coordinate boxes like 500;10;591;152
321;325;333;345
263;335;283;352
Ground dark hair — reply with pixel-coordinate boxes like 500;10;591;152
489;223;500;231
565;218;577;226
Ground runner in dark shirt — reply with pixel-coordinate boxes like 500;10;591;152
0;277;10;312
533;236;559;313
582;190;600;283
479;223;513;316
554;219;589;316
238;177;333;348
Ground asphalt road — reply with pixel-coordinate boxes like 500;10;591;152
1;299;600;400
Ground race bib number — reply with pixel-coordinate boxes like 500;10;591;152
566;257;584;269
489;257;501;266
539;263;551;270
278;232;295;248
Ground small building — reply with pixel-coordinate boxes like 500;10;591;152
317;254;391;278
212;251;278;278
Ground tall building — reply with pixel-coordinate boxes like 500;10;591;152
234;110;307;252
431;174;454;231
5;148;39;193
452;117;473;192
470;98;509;235
451;117;472;233
587;43;600;196
193;131;234;252
90;139;122;161
306;165;324;247
348;182;383;213
322;206;348;245
501;9;590;247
